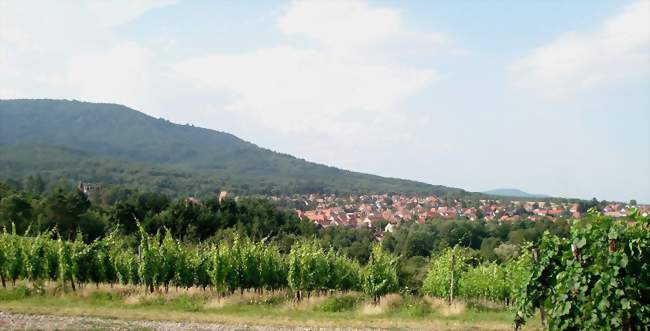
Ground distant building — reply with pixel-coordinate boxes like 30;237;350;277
219;191;228;202
78;182;101;195
185;197;201;206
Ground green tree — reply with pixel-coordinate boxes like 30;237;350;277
0;193;33;234
42;189;90;239
23;175;45;196
479;237;500;261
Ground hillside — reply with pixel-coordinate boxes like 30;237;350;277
0;99;474;198
483;188;548;199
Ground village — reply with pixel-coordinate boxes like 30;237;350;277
269;193;649;231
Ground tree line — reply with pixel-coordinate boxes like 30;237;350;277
0;181;315;243
1;182;573;261
0;181;584;296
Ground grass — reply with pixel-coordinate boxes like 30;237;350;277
0;285;542;330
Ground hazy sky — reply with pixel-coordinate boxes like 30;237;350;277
1;0;648;202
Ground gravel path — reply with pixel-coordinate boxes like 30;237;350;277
0;311;386;331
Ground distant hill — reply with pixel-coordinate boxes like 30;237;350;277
0;99;477;198
483;188;548;199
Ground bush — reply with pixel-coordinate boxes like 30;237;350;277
0;285;29;301
319;295;362;312
399;296;432;318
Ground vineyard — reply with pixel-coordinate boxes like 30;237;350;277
0;211;648;330
0;225;393;301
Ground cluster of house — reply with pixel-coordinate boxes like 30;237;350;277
284;194;648;230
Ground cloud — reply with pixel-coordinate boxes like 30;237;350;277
176;47;435;134
0;1;175;50
278;0;447;53
50;43;156;110
176;0;444;134
0;0;176;100
279;0;403;49
1;0;444;137
41;41;220;122
510;0;649;98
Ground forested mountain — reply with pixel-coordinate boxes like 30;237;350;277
0;99;474;198
483;188;548;199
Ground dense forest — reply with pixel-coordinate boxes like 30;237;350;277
0;99;477;198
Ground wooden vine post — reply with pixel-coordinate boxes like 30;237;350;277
531;247;547;329
608;238;616;253
608;236;632;331
449;251;455;305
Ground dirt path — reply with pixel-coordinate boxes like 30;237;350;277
0;311;386;331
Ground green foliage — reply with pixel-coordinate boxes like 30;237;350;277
398;295;434;317
514;211;650;330
42;189;91;239
24;233;49;284
138;226;162;292
328;250;362;292
362;244;398;303
397;256;429;293
0;227;370;296
423;246;527;306
258;243;287;292
457;262;509;302
381;218;562;261
319;295;362;312
513;232;565;328
0;194;33;234
287;241;328;297
0;182;574;271
0;180;318;245
422;247;468;299
1;209;645;331
158;229;179;290
2;225;26;285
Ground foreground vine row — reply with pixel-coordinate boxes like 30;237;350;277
0;225;400;302
514;210;649;330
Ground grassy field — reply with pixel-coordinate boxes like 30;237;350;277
0;285;541;330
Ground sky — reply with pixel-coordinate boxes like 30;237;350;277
1;0;648;202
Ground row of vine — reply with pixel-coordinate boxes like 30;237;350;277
0;224;398;302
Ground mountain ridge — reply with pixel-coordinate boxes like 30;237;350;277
483;188;549;199
0;99;478;198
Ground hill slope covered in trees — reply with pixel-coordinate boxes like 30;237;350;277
0;99;474;198
483;188;548;199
